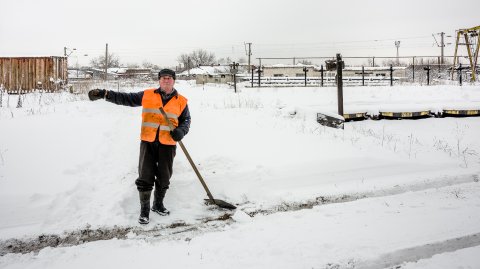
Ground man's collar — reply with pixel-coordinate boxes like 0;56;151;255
155;87;177;97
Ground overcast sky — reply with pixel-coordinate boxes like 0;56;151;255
1;0;479;67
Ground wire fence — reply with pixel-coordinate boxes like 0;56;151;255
248;55;478;87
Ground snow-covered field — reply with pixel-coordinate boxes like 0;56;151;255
0;81;479;268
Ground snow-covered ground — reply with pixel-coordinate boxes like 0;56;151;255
0;81;479;268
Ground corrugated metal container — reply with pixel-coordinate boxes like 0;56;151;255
0;57;68;93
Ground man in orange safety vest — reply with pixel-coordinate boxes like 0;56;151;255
88;69;191;224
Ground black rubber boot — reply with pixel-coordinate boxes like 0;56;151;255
138;191;151;225
152;188;170;216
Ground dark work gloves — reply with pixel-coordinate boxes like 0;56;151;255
88;89;106;101
170;128;184;141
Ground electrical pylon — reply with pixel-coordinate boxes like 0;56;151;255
452;25;480;81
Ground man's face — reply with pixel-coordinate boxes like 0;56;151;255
159;75;175;93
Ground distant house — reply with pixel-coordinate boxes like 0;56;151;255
0;56;68;93
262;64;406;79
195;73;235;84
68;69;93;81
85;68;152;80
114;68;152;79
342;66;407;78
88;68;119;80
178;65;247;84
262;64;319;78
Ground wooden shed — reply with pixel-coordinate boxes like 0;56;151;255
0;56;68;93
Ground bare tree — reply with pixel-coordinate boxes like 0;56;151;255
191;49;216;66
90;53;121;69
142;61;159;70
381;59;403;67
217;57;232;65
126;63;140;68
177;49;216;69
177;53;191;70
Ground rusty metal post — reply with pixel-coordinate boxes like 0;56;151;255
336;54;344;116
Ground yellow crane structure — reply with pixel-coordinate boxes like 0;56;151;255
452;25;480;81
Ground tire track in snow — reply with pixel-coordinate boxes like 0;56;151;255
356;232;480;269
245;173;479;216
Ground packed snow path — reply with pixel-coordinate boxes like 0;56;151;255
1;181;479;268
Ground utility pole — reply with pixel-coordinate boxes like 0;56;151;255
64;47;76;57
244;42;252;74
104;43;108;81
440;32;445;64
395;41;401;65
433;32;449;65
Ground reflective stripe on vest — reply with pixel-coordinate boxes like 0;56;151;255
141;108;179;120
140;89;188;144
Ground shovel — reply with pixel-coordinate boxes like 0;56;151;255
159;107;236;210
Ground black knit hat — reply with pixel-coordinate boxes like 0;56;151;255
158;69;176;80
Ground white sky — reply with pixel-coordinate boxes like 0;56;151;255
1;0;479;67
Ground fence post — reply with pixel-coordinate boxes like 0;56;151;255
257;66;263;87
320;65;324;87
438;57;441;73
303;67;308;87
390;65;393;86
336;54;344;116
412;57;415;82
458;63;462;86
251;66;255;88
424;65;431;86
229;62;239;93
234;73;237;93
428;65;431;85
362;66;365;86
16;90;23;108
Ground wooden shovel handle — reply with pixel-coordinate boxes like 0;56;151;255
159;107;216;203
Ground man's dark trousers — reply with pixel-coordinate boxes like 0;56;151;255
135;140;176;192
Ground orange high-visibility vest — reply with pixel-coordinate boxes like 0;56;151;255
141;88;188;145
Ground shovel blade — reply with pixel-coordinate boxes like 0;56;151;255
204;199;237;210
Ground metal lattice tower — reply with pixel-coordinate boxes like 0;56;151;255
452;25;480;81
